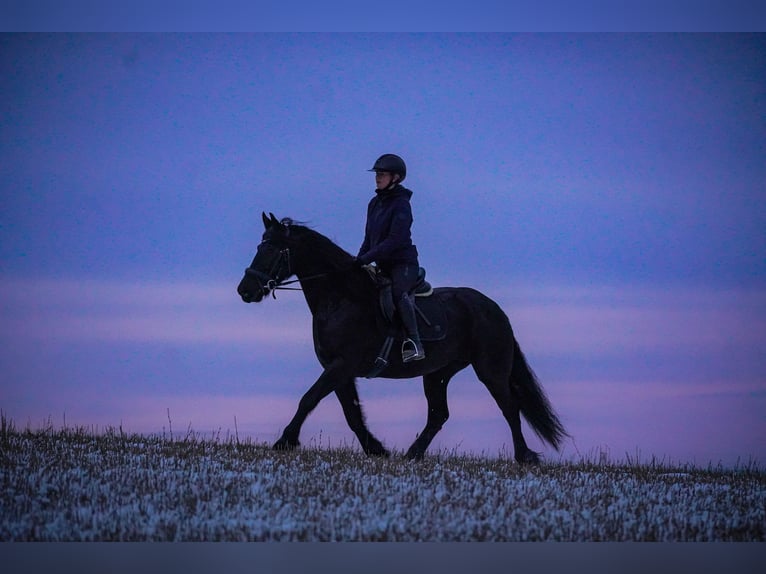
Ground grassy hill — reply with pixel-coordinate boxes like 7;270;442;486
1;418;763;541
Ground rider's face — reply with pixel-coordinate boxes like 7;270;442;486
374;171;396;190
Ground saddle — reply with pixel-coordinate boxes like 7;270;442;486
363;266;448;377
369;266;433;323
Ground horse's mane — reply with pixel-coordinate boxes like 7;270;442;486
281;218;353;269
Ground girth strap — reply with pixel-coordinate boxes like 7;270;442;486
365;336;395;378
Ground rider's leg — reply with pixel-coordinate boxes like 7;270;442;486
390;263;425;362
397;292;426;362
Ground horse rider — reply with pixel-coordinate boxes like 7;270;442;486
353;153;426;363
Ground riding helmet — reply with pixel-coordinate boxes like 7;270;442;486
368;154;406;182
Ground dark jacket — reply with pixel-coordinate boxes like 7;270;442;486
357;184;419;267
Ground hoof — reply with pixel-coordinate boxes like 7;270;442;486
273;437;299;451
516;449;542;465
404;448;425;461
363;439;390;458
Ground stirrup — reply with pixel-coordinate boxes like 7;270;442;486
401;338;426;362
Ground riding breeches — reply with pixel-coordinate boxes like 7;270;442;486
380;262;420;301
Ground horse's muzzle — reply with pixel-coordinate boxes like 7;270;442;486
237;280;264;303
239;287;266;303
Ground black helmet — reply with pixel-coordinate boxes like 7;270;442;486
368;153;406;182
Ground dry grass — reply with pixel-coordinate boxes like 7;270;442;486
1;415;763;541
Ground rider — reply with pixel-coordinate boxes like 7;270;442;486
354;153;426;363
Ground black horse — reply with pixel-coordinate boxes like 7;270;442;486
237;212;568;463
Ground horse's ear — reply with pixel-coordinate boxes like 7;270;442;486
262;211;271;229
269;213;280;226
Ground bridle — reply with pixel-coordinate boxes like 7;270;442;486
244;244;297;299
244;244;333;299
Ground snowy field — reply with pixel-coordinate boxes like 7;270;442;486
1;422;764;541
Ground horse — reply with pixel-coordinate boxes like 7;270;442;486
237;212;568;463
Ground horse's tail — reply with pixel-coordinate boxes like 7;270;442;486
510;339;568;450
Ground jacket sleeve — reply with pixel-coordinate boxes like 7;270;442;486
357;202;372;258
357;233;370;259
358;198;413;264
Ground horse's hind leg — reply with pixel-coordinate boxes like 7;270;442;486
335;379;389;457
405;363;465;460
473;356;539;464
500;386;539;464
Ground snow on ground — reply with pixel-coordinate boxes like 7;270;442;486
1;427;763;541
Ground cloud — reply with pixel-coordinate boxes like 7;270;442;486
492;283;766;355
0;277;313;346
3;278;763;355
2;276;763;465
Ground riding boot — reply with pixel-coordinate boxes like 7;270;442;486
398;292;426;362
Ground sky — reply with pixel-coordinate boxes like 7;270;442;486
1;28;765;468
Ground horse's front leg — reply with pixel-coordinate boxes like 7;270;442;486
273;359;349;451
335;379;389;457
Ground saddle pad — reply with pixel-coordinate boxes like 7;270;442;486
413;294;448;341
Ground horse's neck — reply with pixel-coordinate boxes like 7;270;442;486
292;231;375;314
293;245;346;280
296;258;374;317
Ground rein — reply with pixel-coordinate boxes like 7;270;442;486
245;247;342;299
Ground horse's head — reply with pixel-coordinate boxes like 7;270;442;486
237;212;294;303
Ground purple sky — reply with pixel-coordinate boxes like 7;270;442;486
1;32;764;467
